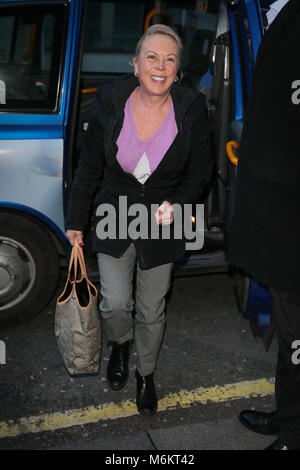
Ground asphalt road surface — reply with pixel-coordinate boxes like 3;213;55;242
0;270;278;451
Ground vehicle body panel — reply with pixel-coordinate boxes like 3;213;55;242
0;0;83;244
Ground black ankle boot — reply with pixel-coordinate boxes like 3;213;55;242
136;370;158;416
106;341;130;390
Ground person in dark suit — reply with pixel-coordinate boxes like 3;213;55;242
228;0;300;450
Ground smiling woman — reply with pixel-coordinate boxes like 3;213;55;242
66;23;213;418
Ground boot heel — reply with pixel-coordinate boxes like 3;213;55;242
136;370;158;416
106;341;130;391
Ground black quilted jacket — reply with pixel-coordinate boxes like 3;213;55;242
66;75;213;268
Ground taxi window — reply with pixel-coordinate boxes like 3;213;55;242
82;0;218;76
82;1;145;73
170;6;217;78
0;4;67;112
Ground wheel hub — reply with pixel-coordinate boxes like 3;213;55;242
0;238;36;310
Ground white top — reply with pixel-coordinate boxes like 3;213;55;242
266;0;290;28
133;152;151;185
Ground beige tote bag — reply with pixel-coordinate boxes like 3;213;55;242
55;241;100;375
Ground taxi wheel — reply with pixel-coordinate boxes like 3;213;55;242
0;213;60;326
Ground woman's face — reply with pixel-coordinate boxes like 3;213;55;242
133;34;179;98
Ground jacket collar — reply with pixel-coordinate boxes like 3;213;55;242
255;0;300;70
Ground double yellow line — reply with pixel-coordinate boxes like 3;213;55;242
0;377;275;439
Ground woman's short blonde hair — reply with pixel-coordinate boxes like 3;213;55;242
135;24;183;68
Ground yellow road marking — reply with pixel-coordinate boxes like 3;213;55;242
0;377;275;439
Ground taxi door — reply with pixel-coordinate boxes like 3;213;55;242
226;0;274;348
0;0;84;324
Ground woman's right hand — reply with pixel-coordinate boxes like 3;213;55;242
66;230;84;247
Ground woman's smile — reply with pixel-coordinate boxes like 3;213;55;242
151;75;167;82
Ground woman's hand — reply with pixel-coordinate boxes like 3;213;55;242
66;230;84;247
155;201;174;225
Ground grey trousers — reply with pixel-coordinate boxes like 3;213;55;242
97;243;173;376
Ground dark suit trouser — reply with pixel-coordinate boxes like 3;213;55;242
269;288;300;449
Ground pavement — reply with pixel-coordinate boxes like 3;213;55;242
49;415;276;451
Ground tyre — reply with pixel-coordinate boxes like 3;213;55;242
0;213;60;326
234;270;250;315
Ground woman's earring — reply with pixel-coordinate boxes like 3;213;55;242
134;71;139;78
174;76;178;82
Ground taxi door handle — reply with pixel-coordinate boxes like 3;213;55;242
226;140;239;166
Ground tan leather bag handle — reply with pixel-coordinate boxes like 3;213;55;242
74;240;98;298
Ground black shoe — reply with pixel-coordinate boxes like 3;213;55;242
136;370;158;416
106;341;130;391
239;410;280;435
265;439;290;450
